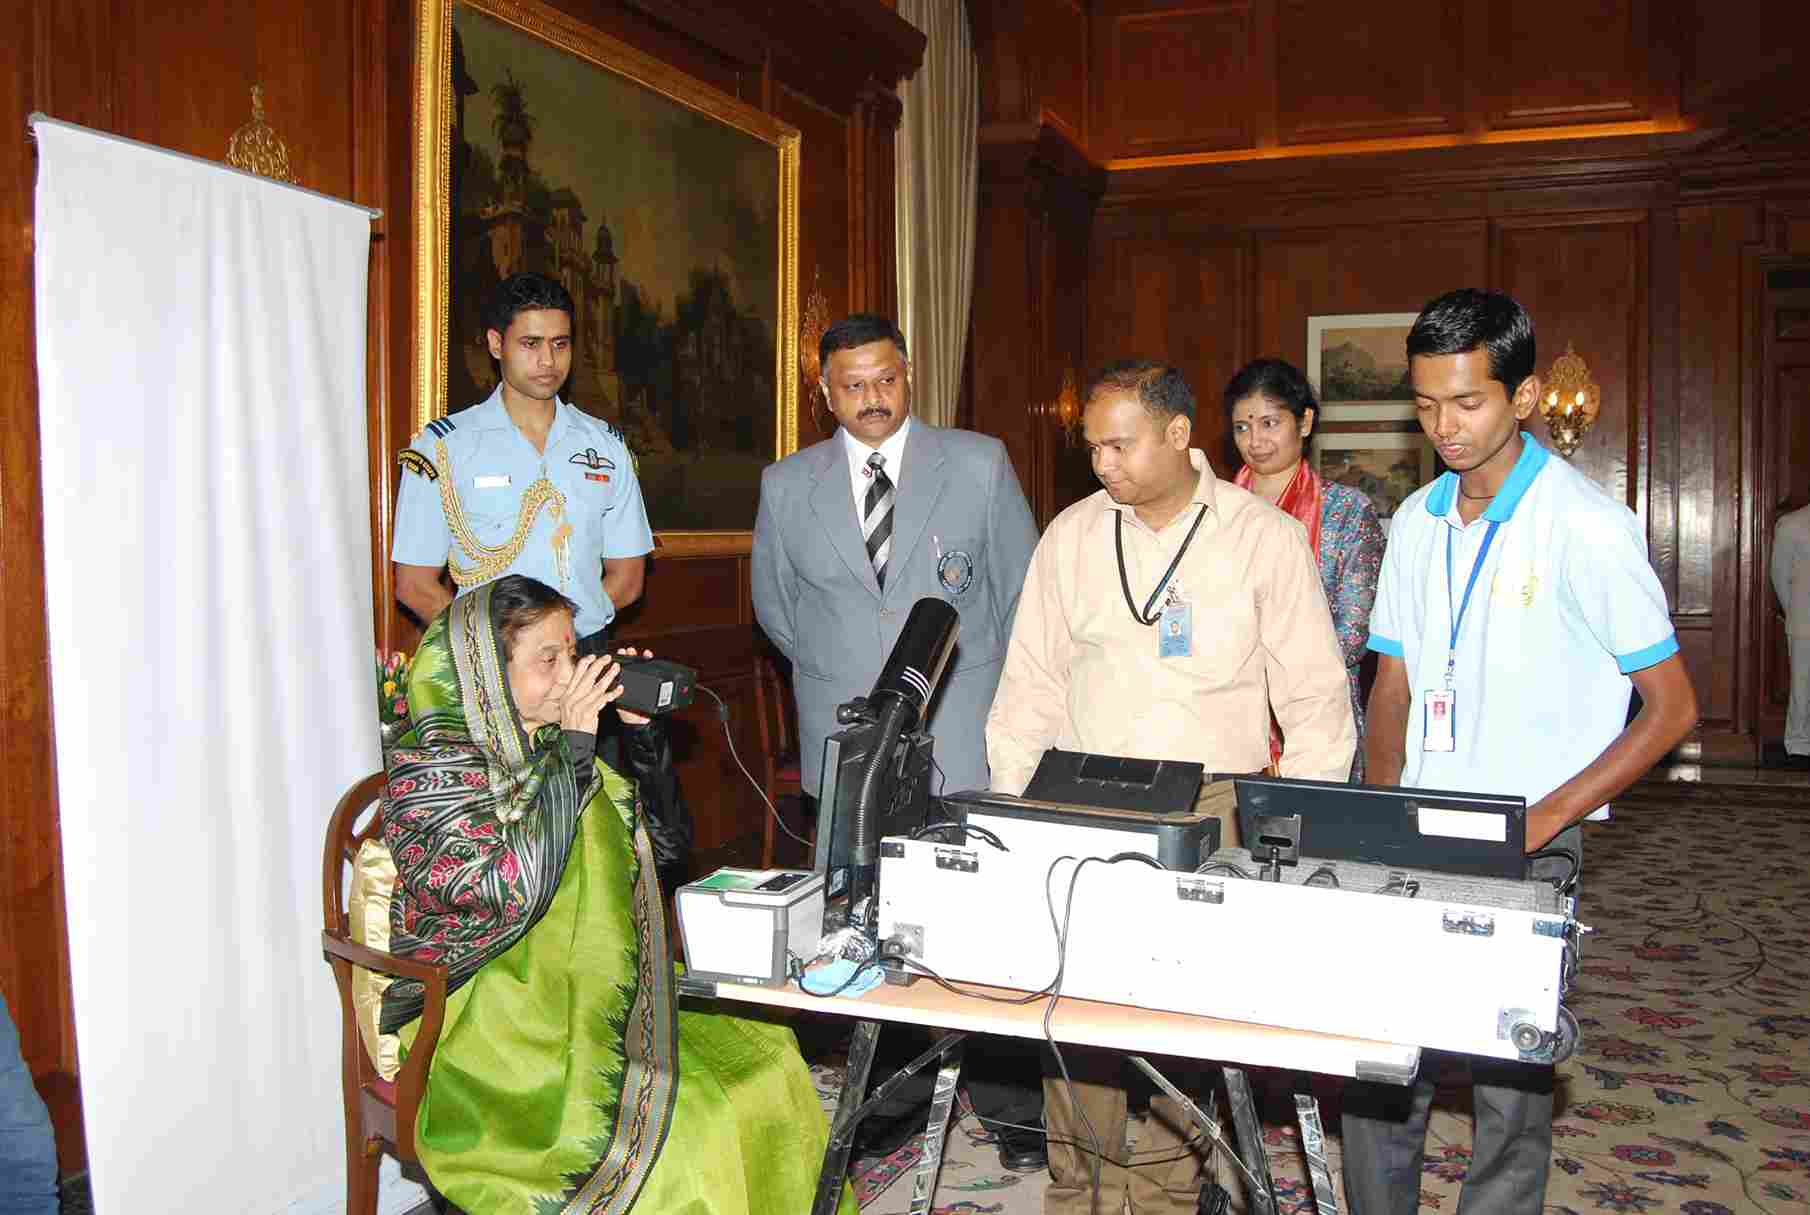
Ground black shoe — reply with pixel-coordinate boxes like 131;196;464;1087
995;1123;1048;1171
852;1107;924;1159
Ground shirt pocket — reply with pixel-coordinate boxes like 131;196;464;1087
461;477;523;541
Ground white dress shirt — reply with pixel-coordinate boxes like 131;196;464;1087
841;416;912;512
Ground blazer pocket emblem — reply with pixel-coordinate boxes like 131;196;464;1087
937;549;976;595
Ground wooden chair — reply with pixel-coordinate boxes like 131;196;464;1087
753;652;808;867
321;772;449;1215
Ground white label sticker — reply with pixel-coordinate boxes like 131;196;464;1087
1416;806;1507;842
657;679;674;708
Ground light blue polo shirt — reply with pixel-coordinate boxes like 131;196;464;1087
1368;433;1678;811
391;388;654;636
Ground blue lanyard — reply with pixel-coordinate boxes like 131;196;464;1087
1443;520;1501;688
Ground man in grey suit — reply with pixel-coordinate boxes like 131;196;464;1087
753;312;1046;1168
754;313;1039;799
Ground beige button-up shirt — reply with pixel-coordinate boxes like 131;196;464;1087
986;450;1356;794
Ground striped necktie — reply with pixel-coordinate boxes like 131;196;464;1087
863;450;894;589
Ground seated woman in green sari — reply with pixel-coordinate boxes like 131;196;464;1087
377;575;854;1214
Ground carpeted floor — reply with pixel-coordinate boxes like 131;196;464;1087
810;781;1810;1215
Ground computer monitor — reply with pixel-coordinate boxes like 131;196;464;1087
1233;775;1529;879
811;722;935;898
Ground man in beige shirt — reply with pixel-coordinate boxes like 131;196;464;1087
986;359;1354;1215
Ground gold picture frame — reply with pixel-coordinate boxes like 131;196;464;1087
411;0;800;558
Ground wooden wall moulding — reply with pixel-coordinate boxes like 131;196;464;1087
1095;0;1257;159
1094;131;1691;225
973;118;1105;523
1275;0;1462;146
1086;0;1686;168
1485;0;1655;131
1492;212;1649;511
1031;0;1089;146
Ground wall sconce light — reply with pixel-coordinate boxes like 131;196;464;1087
1540;342;1601;458
1049;368;1081;443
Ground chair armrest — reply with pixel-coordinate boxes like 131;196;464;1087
322;931;448;985
323;928;450;1153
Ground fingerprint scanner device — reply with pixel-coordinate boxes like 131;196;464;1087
1022;747;1206;814
1233;775;1529;880
676;868;824;987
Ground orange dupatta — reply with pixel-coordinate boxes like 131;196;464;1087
1234;458;1325;557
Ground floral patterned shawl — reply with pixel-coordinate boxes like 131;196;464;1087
377;585;594;1031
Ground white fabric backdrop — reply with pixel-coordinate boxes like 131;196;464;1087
32;119;412;1214
894;0;978;428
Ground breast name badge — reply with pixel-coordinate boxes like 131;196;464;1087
1422;688;1457;752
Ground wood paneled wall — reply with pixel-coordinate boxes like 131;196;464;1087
1;0;919;1175
1088;0;1686;166
1088;133;1810;767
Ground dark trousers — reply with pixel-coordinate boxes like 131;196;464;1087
1339;826;1581;1215
1340;1055;1554;1215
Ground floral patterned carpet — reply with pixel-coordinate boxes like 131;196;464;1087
810;781;1810;1215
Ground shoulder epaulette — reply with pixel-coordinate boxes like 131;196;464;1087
599;418;624;444
425;415;457;439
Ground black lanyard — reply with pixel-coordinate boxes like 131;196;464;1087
1116;504;1209;626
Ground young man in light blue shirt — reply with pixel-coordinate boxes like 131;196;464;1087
1343;289;1698;1215
391;273;654;645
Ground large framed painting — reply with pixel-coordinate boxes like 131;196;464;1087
412;0;800;555
1307;312;1439;528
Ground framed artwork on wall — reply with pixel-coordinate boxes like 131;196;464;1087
412;0;801;554
1312;433;1440;526
1307;312;1439;526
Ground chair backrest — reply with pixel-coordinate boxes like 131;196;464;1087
322;771;387;940
753;652;795;776
322;769;449;1188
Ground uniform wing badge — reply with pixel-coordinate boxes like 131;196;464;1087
569;448;616;471
570;447;616;482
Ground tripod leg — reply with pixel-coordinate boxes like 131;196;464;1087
813;1019;882;1215
906;1036;966;1215
1293;1092;1340;1215
1220;1066;1277;1215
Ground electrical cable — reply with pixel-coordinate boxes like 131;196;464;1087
697;683;813;850
907;820;1009;851
791;953;888;999
1303;864;1341;889
1527;845;1580;894
1194;860;1255;879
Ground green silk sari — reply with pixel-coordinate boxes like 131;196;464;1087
382;585;854;1214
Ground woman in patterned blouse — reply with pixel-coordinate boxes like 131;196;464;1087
1225;358;1386;781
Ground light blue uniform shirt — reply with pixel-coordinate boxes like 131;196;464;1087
391;388;654;636
1368;433;1678;812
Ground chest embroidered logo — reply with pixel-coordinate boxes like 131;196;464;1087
937;549;976;595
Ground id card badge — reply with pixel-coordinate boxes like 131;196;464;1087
1422;688;1457;752
1158;601;1192;658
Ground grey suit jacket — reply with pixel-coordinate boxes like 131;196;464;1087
752;421;1040;796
